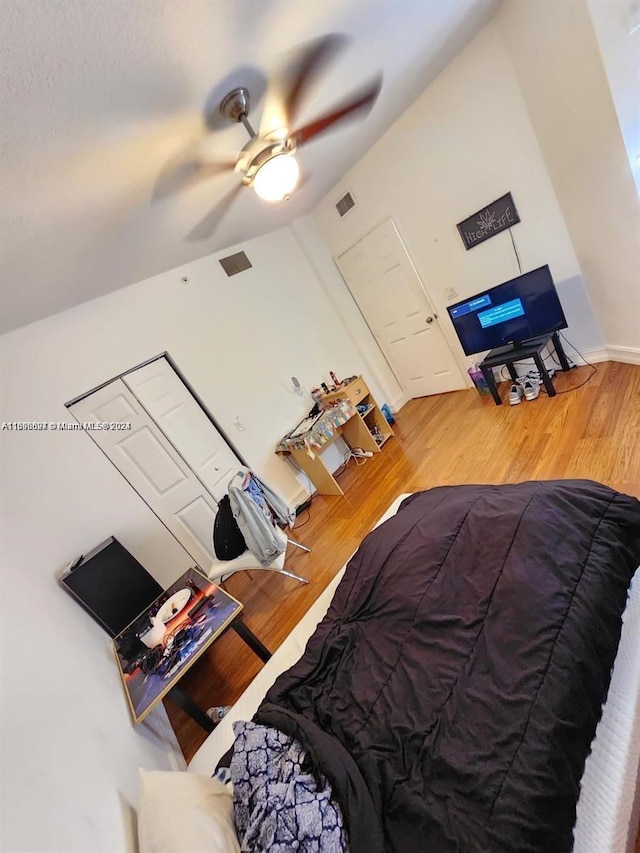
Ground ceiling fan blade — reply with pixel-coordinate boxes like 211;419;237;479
291;75;382;147
260;33;349;138
185;183;244;241
153;154;236;201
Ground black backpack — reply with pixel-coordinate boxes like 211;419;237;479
213;494;247;560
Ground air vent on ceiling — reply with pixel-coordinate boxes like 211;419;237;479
335;191;356;218
218;251;252;277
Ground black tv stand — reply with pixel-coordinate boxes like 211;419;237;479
478;332;571;406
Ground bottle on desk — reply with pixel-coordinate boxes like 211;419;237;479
329;371;341;387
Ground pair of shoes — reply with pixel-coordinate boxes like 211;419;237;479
509;383;524;405
522;379;540;401
509;378;540;404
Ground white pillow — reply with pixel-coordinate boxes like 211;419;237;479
137;769;240;853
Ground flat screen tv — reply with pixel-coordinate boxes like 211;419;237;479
446;265;568;357
60;536;163;637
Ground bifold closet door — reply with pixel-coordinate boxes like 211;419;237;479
69;378;223;569
123;358;240;502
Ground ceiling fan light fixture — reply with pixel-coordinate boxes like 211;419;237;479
253;153;300;202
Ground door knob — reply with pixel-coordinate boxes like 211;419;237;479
425;316;434;324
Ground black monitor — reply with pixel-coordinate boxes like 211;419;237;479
446;265;568;357
60;537;163;637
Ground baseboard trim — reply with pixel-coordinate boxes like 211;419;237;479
147;704;187;771
288;483;313;509
581;347;610;364
391;391;410;412
580;346;640;366
605;346;640;365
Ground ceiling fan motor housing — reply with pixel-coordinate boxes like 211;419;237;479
219;87;251;124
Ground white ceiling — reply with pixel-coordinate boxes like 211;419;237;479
0;0;499;334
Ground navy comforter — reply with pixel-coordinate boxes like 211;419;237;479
256;480;640;853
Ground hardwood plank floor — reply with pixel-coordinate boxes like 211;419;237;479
165;361;640;783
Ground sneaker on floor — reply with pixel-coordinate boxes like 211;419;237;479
206;706;231;724
523;379;540;401
509;383;524;405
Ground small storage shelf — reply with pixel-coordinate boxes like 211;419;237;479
321;376;394;454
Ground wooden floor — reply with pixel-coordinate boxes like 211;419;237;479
166;361;640;789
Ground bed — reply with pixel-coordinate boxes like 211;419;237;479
153;481;640;852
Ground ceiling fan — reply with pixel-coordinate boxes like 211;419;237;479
153;34;382;240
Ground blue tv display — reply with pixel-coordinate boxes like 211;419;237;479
446;265;568;357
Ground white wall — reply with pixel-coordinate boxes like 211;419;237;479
0;225;374;852
498;0;640;354
587;0;640;194
312;22;604;366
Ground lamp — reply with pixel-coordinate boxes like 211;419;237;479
253;153;300;202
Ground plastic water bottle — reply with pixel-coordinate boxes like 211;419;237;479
468;365;490;395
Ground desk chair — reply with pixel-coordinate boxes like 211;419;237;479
207;526;309;584
208;469;310;584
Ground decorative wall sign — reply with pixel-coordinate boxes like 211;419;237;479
456;192;520;250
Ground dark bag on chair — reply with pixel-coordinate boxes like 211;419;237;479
213;495;247;560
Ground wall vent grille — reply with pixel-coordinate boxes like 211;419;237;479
218;251;252;277
336;191;356;217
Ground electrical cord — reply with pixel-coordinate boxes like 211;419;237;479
283;455;315;529
494;229;597;395
292;508;310;529
334;445;368;478
560;331;596;368
509;228;523;274
284;453;315;496
553;332;598;394
349;449;368;466
498;333;597;394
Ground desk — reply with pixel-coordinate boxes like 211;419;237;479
280;404;367;497
479;332;571;406
277;377;394;496
288;410;370;496
277;402;374;496
114;567;270;731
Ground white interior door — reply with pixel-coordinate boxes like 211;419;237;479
69;378;228;569
123;359;240;502
336;220;466;398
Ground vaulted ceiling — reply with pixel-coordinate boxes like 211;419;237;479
0;0;499;333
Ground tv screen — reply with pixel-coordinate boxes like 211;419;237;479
446;265;568;357
60;537;163;637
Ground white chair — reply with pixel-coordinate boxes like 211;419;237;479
207;524;310;584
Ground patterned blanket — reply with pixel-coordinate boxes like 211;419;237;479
230;721;347;852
